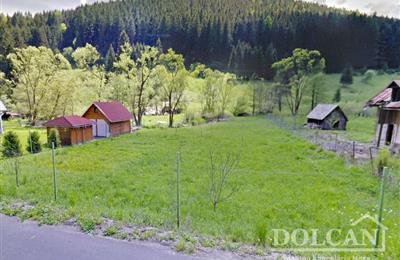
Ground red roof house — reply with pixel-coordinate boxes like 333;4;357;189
82;101;133;137
45;116;94;146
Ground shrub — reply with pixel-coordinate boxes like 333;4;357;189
103;225;119;237
26;131;42;154
340;63;353;85
362;70;375;83
332;88;341;102
78;216;98;233
2;131;22;158
233;96;249;116
47;128;61;148
376;149;391;174
254;222;268;246
175;240;186;251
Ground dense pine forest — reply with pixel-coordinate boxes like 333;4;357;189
0;0;400;78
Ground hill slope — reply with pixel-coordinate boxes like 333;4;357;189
1;0;400;78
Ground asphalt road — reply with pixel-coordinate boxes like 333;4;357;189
0;214;198;260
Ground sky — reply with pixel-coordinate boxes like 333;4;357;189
302;0;400;18
0;0;399;18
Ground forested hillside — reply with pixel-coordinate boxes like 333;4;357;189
0;0;400;78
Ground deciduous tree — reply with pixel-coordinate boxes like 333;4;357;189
8;46;71;125
272;48;325;116
159;49;188;128
72;44;107;100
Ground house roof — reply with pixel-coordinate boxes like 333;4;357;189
384;101;400;110
88;101;133;123
45;116;94;128
365;80;400;107
388;80;400;88
0;100;7;112
307;104;346;121
366;88;392;107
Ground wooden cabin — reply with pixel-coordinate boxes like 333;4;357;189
365;80;400;152
45;116;94;146
82;101;132;138
307;104;348;130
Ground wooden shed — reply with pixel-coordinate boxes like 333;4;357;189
365;80;400;151
45;116;94;146
82;101;132;138
307;104;348;130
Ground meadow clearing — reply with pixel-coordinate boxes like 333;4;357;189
0;117;399;257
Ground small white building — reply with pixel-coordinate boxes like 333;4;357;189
0;101;7;134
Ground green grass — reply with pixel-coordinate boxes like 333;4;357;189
0;117;398;257
142;114;185;128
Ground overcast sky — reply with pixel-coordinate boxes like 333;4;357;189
0;0;399;18
302;0;400;18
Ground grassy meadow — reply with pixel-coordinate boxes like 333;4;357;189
0;117;399;257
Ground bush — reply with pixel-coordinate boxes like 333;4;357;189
254;222;268;246
26;131;42;154
2;131;22;158
47;128;61;148
78;216;98;233
362;70;375;83
376;149;391;174
233;96;249;116
340;63;353;85
184;109;206;126
332;88;341;102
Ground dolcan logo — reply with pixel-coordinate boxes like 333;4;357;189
272;214;387;252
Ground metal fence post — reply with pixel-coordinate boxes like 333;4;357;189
176;151;181;229
14;159;19;187
52;142;57;201
375;167;387;248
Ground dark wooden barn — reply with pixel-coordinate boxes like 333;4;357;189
307;104;348;130
45;116;94;146
82;101;132;138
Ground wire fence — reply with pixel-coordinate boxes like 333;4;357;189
266;114;380;162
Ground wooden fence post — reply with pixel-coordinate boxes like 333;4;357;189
352;141;356;159
334;134;338;151
369;147;374;173
52;142;57;201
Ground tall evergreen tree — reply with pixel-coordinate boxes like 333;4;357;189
104;44;116;71
340;63;353;85
118;30;130;52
